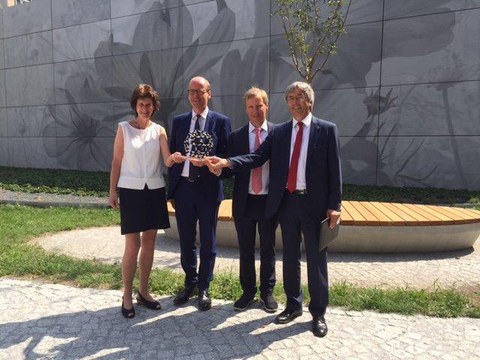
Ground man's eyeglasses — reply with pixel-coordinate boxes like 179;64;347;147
188;89;210;96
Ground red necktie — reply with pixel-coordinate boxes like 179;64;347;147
252;127;263;194
287;122;304;193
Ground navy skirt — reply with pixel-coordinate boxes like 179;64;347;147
118;186;170;235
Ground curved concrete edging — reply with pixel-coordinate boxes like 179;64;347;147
330;223;480;253
164;216;480;253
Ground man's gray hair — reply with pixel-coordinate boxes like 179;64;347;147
284;81;314;108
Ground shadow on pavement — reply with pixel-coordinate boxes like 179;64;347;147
0;296;312;359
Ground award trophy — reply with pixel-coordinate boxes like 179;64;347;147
184;130;214;159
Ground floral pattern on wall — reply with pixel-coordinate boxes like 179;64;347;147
1;0;479;189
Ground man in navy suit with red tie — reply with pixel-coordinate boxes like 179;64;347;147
225;87;278;313
168;76;231;311
208;82;341;337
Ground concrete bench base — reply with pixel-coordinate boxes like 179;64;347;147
165;200;480;253
331;223;480;253
164;216;480;253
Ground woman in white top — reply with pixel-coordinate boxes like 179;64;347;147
109;84;185;318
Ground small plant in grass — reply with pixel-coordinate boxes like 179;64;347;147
209;272;244;301
150;268;185;295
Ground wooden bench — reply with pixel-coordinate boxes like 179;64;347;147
165;200;480;253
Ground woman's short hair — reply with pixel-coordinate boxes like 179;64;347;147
284;81;314;108
243;86;269;105
130;84;161;116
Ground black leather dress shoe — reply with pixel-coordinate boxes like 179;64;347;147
198;290;212;311
173;285;196;306
274;308;302;324
260;294;278;313
312;317;328;337
233;293;255;311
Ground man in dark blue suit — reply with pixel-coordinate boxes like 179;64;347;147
168;76;232;311
225;87;278;313
208;81;341;337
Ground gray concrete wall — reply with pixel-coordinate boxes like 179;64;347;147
0;0;479;190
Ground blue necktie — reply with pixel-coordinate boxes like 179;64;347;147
188;115;201;181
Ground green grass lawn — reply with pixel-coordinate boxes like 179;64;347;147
1;203;479;318
1;166;480;205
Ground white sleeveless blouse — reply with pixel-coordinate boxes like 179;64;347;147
117;121;166;190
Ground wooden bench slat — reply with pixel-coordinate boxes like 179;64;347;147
469;208;480;217
343;201;368;225
388;203;432;225
455;207;480;222
380;203;419;224
339;204;354;225
458;207;480;219
410;204;456;224
218;200;233;221
395;204;441;225
368;202;406;225
351;201;388;225
390;203;428;223
433;206;480;224
447;206;480;220
423;205;459;224
436;206;473;220
402;204;443;222
358;201;395;223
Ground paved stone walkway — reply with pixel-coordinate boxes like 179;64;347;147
1;279;479;359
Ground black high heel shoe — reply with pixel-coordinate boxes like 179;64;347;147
121;297;135;318
137;292;162;310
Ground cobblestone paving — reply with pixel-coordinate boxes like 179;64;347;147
1;279;479;360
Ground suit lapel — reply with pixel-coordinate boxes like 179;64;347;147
241;125;250;153
179;114;191;154
204;111;214;133
306;117;320;168
281;121;293;170
267;122;274;134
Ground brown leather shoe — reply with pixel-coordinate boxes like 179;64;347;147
312;316;328;337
